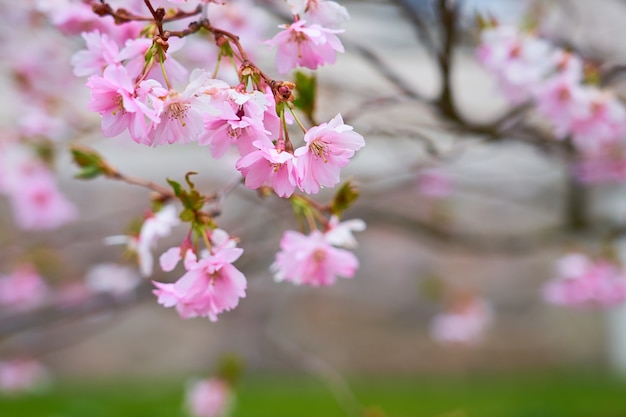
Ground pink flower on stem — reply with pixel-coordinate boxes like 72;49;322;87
153;230;247;321
86;64;166;143
542;253;626;308
200;89;272;158
271;230;359;286
295;113;365;194
186;378;233;417
267;20;345;74
235;140;299;197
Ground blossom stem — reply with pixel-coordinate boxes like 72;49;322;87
280;108;295;153
288;104;308;134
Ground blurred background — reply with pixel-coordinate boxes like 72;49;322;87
2;0;626;416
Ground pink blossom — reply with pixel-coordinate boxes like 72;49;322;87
287;0;350;28
118;37;189;85
477;25;554;104
295;114;365;194
0;142;77;230
9;173;78;230
200;89;272;158
429;297;493;346
0;358;49;394
569;89;626;154
71;30;121;77
153;230;247;321
186;378;233;417
271;230;359;286
574;146;626;184
0;265;49;313
0;156;76;230
235;141;299;197
147;70;224;146
542;253;626;308
86;64;167;143
267;20;345;74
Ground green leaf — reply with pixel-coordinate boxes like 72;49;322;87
166;178;182;197
70;146;108;180
75;165;104;180
292;71;317;123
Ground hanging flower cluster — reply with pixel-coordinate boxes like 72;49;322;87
477;22;626;184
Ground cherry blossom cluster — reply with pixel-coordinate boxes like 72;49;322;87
66;0;363;198
477;22;626;184
542;253;626;308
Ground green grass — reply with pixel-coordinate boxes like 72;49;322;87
1;372;626;417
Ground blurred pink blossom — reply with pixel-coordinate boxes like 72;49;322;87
186;378;233;417
267;20;345;74
271;229;359;286
0;265;49;313
430;297;493;346
0;358;49;395
542;253;626;308
416;169;453;199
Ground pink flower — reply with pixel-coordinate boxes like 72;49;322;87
9;173;78;230
267;20;345;74
295;114;365;194
287;0;350;28
477;25;554;104
574;146;626;184
118;37;189;85
271;230;359;286
153;230;247;321
0;358;49;394
429;297;493;346
200;89;272;158
235;141;299;197
0;141;77;230
186;378;233;417
71;30;121;77
86;64;166;143
542;253;626;308
569;89;626;154
0;265;49;313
